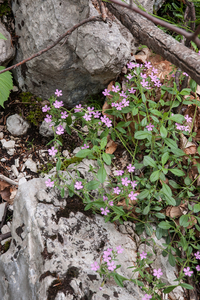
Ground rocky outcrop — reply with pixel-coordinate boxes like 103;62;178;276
0;21;15;66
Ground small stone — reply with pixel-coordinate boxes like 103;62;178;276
24;158;37;173
0;132;3;139
15;158;19;168
7;148;15;156
6;114;30;136
118;225;127;234
126;225;134;235
73;147;81;154
18;177;27;185
11;165;19;177
1;158;6;162
62;150;70;158
0;203;6;222
1;139;15;149
39;120;54;137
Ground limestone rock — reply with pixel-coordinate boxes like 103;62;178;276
11;0;137;107
1;139;15;155
0;21;15;66
24;158;38;173
6;114;30;136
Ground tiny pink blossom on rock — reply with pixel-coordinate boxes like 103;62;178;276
153;268;163;279
61;111;68;119
44;114;52;123
55;89;62;97
91;262;100;271
146;123;154;131
140;251;147;260
48;146;57;156
53;100;64;108
45;178;54;188
107;261;116;271
183;267;193;277
74;181;83;190
42;105;50;112
56;125;64;135
116;245;124;254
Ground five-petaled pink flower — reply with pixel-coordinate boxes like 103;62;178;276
74;181;83;190
146;123;154;131
131;181;137;189
109;201;114;206
91;262;100;271
102;89;110;96
56;125;64;135
183;267;193;277
196;265;200;271
128;191;138;201
83;113;92;121
61;111;68;119
127;74;133;80
183;72;188;76
112;85;120;93
115;170;124;176
121;177;131;186
48;146;57;156
100;207;110;215
44;114;52;123
153;268;163;279
116;245;124;254
194;251;200;259
93;111;101;118
128;87;136;94
74;104;82;113
45;178;54;188
107;261;116;271
127;164;135;173
81;144;89;149
113;187;121;194
53;100;64;109
140;251;147;260
42;105;50;112
142;294;152;300
103;196;108;201
55;89;62;97
144;61;152;69
184;115;192;123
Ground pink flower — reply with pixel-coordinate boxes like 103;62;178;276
107;261;116;271
122;99;129;107
42;105;50;112
198;51;200;55
154;80;162;87
128;191;138;201
116;245;124;254
87;107;94;113
100;116;112;128
48;146;57;156
103;252;112;263
144;61;152;69
91;262;100;271
183;267;193;277
83;113;92;121
194;251;200;259
175;123;183;130
53;100;64;108
45;178;54;188
74;104;82;113
115;170;124;176
140;73;147;79
81;144;89;149
140;251;147;260
112;85;120;92
146;123;154;131
93;111;101;118
127;164;135;173
61;111;68;119
113;187;121;194
183;72;188;76
44;114;52;123
109;201;114;206
142;294;152;300
121;177;131;186
196;265;200;271
127;74;133;80
152;67;158;74
56;125;64;135
127;62;135;69
115;102;123;111
128;88;136;94
104;248;112;255
74;181;83;190
102;89;110;96
100;207;110;215
55;89;62;97
103;196;108;201
131;181;137;189
141;79;149;88
153;268;163;279
184;115;192;123
119;91;127;98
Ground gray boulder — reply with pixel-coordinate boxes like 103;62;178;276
0;21;15;66
11;0;137;107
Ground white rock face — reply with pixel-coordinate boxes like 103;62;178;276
11;0;137;107
0;21;15;66
6;114;30;136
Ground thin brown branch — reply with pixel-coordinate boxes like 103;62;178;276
104;0;200;47
97;0;108;21
0;231;11;242
0;15;103;76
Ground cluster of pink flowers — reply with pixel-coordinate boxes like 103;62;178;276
175;123;189;132
100;115;112;128
91;246;124;274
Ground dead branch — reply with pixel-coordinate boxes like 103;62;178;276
0;15;103;76
0;231;11;242
105;1;200;85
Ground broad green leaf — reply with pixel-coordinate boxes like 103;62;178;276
194;204;200;213
134;131;151;140
198;145;200;156
169;114;185;123
155;213;166;219
84;202;94;210
168;180;181;189
113;273;127;288
179;215;189;227
180;283;193;290
170;168;185;176
190;79;197;93
170;147;185;156
76;149;92;158
97;165;107;183
150;109;162;117
0;66;13;108
163;286;178;294
143;205;150;215
164;194;176;206
150;170;160;182
160;125;167;138
143;156;157;168
179;88;192;95
168;252;176;267
85;180;100;191
65;124;71;135
112;206;125;215
132;107;138;116
0;33;7;40
156;227;163;239
158;221;172;230
145;223;153;236
165;138;178;149
56;158;61;171
141;93;146;103
138;189;150;200
141;117;147;127
102;153;111;165
161;152;169;165
100;137;107;149
66;115;72;125
180;236;188;251
162;183;172;197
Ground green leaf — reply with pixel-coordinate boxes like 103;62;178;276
160;125;168;138
150;109;162;117
170;147;185;156
190;79;197;93
179;215;189;227
143;205;150;215
170;168;185;176
132;107;138;116
145;223;153;236
168;252;176;267
156;227;163;239
143;156;157;168
158;221;172;230
155;213;166;219
141;93;146;103
76;149;92;158
0;33;7;40
165;138;178;149
56;158;61;171
179;88;191;95
180;283;193;290
134;131;151;140
66;115;72;125
168;180;180;189
102;153;111;165
112;206;125;215
180;236;188;251
163;286;178;294
138;189;150;200
84;202;94;211
198;145;200;156
0;66;13;108
193;204;200;213
161;152;169;165
150;170;160;182
113;273;127;288
184;176;191;186
100;137;107;149
65;123;71;135
162;183;172;197
164;194;176;206
85;180;100;191
97;165;107;183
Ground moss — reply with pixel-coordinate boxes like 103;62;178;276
3;240;11;252
61;157;83;170
0;1;11;18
